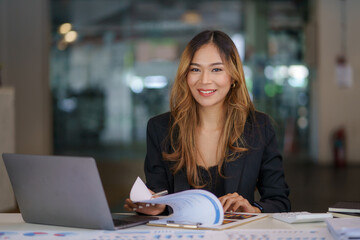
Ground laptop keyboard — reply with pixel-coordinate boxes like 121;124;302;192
112;215;159;229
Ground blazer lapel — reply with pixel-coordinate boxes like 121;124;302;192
224;153;247;194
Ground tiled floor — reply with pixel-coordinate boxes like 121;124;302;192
97;159;360;213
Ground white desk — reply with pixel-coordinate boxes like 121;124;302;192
0;213;332;239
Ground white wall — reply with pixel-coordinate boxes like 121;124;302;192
0;0;52;211
0;88;16;212
316;0;360;164
0;0;52;155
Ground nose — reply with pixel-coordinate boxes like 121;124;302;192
200;70;211;84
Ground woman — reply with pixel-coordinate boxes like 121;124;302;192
124;30;290;215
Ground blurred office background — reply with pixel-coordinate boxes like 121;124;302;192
1;0;359;213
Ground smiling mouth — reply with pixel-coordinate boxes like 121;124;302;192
199;89;216;94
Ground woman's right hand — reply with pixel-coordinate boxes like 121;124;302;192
124;198;166;215
124;189;166;215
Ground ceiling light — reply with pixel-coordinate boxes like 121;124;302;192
64;31;78;43
59;23;72;35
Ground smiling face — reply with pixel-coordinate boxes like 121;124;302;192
187;43;232;110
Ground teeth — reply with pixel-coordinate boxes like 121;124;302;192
200;90;215;94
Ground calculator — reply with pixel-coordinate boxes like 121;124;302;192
272;212;333;223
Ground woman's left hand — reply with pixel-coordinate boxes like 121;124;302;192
219;193;261;213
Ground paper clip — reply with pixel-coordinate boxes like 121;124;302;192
166;220;202;229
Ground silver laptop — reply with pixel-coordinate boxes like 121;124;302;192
2;153;157;230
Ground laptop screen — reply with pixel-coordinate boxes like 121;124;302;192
3;153;116;230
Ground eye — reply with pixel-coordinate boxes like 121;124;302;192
190;68;200;72
212;68;222;72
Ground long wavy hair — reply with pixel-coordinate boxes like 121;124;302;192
162;30;255;188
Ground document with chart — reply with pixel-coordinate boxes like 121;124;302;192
130;177;266;230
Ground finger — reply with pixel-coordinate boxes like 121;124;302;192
124;202;139;212
219;193;238;206
232;198;255;213
219;196;228;206
128;203;139;211
219;192;239;200
240;200;256;213
125;200;139;209
222;197;238;212
241;199;252;212
123;204;132;211
222;194;245;212
136;202;148;208
135;204;166;215
126;198;149;212
231;199;247;212
228;192;239;197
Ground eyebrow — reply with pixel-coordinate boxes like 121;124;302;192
190;62;224;67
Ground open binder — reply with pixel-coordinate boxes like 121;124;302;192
130;177;267;230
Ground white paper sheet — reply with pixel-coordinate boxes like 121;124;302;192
129;177;152;202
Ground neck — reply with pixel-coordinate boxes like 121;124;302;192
197;104;226;131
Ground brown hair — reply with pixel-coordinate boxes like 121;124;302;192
162;30;255;188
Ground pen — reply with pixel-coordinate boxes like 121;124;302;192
151;190;168;198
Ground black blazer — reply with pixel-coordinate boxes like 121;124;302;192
144;111;291;213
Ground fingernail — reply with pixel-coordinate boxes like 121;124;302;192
151;203;156;206
132;208;137;211
145;203;150;207
138;206;143;209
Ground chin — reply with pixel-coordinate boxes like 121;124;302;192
196;101;221;108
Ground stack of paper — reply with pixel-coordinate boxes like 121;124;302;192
328;202;360;217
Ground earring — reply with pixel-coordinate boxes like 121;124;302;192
231;82;236;88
